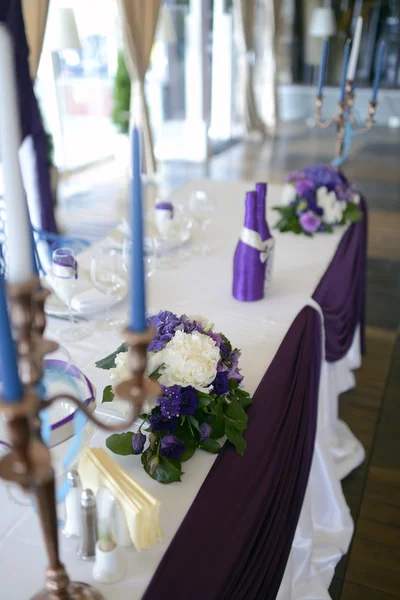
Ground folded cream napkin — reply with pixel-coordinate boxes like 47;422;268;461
79;447;163;551
70;287;117;313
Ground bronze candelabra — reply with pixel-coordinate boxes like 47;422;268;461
315;80;377;159
0;276;160;599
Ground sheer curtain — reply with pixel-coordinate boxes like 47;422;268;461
233;0;267;135
22;0;49;80
262;0;281;132
117;0;162;174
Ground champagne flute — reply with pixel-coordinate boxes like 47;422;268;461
90;248;125;331
52;248;91;343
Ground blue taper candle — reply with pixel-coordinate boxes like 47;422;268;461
129;126;146;332
372;42;385;102
340;40;351;102
0;275;23;403
317;39;329;96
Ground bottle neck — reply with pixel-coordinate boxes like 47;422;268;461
255;182;271;240
244;191;257;231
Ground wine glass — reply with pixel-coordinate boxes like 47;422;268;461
188;190;216;255
122;238;155;279
90;248;125;331
52;248;91;343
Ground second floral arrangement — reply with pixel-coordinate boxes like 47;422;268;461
273;163;362;236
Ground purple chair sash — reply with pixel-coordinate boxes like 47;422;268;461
3;0;58;234
143;307;321;600
313;196;367;361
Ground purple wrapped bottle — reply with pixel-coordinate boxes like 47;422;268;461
255;182;275;288
232;191;265;301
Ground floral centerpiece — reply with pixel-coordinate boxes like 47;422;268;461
273;163;362;236
96;311;252;484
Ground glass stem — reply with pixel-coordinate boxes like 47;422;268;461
68;298;74;327
105;291;111;324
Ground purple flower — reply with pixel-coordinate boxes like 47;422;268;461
148;339;165;352
299;211;321;234
295;179;315;197
149;411;178;433
306;197;324;217
207;331;224;347
159;386;182;419
287;164;351;194
132;432;146;454
217;361;229;373
199;423;212;441
181;386;199;415
212;373;229;396
160;435;185;460
182;315;204;334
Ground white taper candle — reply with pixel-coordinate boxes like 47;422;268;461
0;25;34;284
347;16;363;82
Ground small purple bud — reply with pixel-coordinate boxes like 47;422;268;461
199;423;212;441
132;432;146;454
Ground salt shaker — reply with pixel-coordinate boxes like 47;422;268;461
77;489;98;561
62;470;82;539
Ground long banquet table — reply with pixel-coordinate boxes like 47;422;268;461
0;180;366;599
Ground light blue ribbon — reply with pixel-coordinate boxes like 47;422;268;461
331;107;366;168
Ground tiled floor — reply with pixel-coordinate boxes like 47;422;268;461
59;122;400;599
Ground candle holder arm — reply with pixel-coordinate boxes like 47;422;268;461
314;95;338;129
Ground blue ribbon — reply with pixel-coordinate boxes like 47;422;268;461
331;107;366;168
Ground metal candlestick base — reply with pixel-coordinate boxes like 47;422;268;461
32;578;105;600
315;80;378;160
0;277;160;598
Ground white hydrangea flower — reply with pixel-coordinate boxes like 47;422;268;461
157;330;220;392
109;351;156;415
281;184;297;205
109;352;130;384
352;193;360;205
316;186;342;225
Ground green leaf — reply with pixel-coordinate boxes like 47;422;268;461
106;432;134;455
197;391;213;409
324;223;334;233
297;200;308;212
219;333;233;353
149;366;163;381
224;398;248;431
143;456;183;484
234;388;253;410
199;439;222;454
211;399;225;439
228;379;239;391
95;343;128;370
225;423;246;456
180;443;197;462
343;204;362;223
173;423;191;444
187;415;200;432
102;385;114;404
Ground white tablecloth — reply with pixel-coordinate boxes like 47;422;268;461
0;180;364;599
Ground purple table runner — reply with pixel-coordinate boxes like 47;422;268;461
313;197;367;362
144;198;367;599
144;307;322;600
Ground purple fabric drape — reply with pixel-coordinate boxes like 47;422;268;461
313;197;367;362
143;306;322;600
3;0;58;233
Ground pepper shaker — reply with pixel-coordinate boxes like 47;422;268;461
77;489;98;560
63;470;82;538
